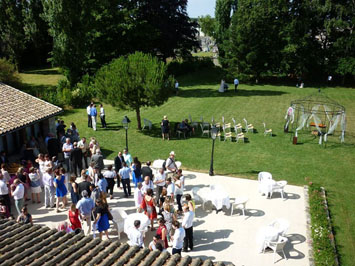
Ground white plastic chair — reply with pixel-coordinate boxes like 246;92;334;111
200;123;210;137
222;123;232;141
189;114;199;130
243;118;254;133
230;197;248;216
200;116;210;130
263;122;272;137
234;123;243;133
263;236;288;263
142;118;152;130
270;181;287;199
111;208;128;239
236;133;245;143
258;172;273;182
269;218;290;236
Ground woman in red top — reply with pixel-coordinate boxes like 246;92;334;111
68;204;82;230
156;218;168;249
140;188;157;230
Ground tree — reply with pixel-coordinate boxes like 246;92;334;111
198;15;215;37
41;0;98;86
227;0;287;80
133;0;199;61
94;52;174;130
22;0;52;67
214;0;233;66
0;0;26;66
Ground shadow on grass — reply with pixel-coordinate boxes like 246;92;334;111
101;147;115;158
178;88;288;98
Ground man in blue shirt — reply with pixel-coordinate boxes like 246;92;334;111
234;78;239;92
97;173;108;197
90;104;97;131
76;190;95;235
119;162;132;197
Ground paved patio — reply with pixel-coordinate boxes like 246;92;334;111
22;167;310;266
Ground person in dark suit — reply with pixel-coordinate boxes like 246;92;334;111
141;161;153;181
70;142;83;177
91;150;104;171
47;136;60;159
0;151;9;165
114;152;124;188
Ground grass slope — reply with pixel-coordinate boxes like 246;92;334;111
22;68;355;265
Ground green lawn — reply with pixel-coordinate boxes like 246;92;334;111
21;68;355;265
18;67;64;96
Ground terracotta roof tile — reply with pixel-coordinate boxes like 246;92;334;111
0;83;62;135
0;219;232;266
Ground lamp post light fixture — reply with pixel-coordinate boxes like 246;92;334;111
122;116;131;150
209;126;218;176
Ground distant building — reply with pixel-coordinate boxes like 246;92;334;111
0;83;62;154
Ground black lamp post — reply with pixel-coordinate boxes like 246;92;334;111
122;116;131;150
209;127;218;176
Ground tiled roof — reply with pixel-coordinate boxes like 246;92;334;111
0;83;62;135
0;219;233;266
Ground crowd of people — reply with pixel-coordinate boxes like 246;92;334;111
0;117;196;255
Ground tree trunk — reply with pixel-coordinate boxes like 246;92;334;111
136;107;142;130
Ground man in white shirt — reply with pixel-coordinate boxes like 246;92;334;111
166;151;178;174
172;221;185;255
0;173;11;214
103;165;116;199
134;183;143;211
141;176;154;195
99;104;107;128
62;138;73;172
12;179;25;216
182;204;194;252
78;137;90;168
154;168;165;204
128;220;143;247
87;103;93;128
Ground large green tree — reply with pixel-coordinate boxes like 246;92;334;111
94;52;174;130
214;0;233;66
22;0;52;66
42;0;98;85
0;0;26;66
133;0;199;61
198;15;216;37
227;0;287;80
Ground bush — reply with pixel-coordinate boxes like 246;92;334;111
42;75;94;108
0;58;21;86
167;57;215;77
308;182;338;266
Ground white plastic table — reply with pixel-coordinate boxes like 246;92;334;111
196;186;230;211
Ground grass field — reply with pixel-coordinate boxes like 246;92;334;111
20;67;355;265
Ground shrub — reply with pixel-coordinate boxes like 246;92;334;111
0;58;21;86
308;182;338;266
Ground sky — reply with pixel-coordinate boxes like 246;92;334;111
187;0;216;18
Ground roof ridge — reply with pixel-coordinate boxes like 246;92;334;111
0;82;62;111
